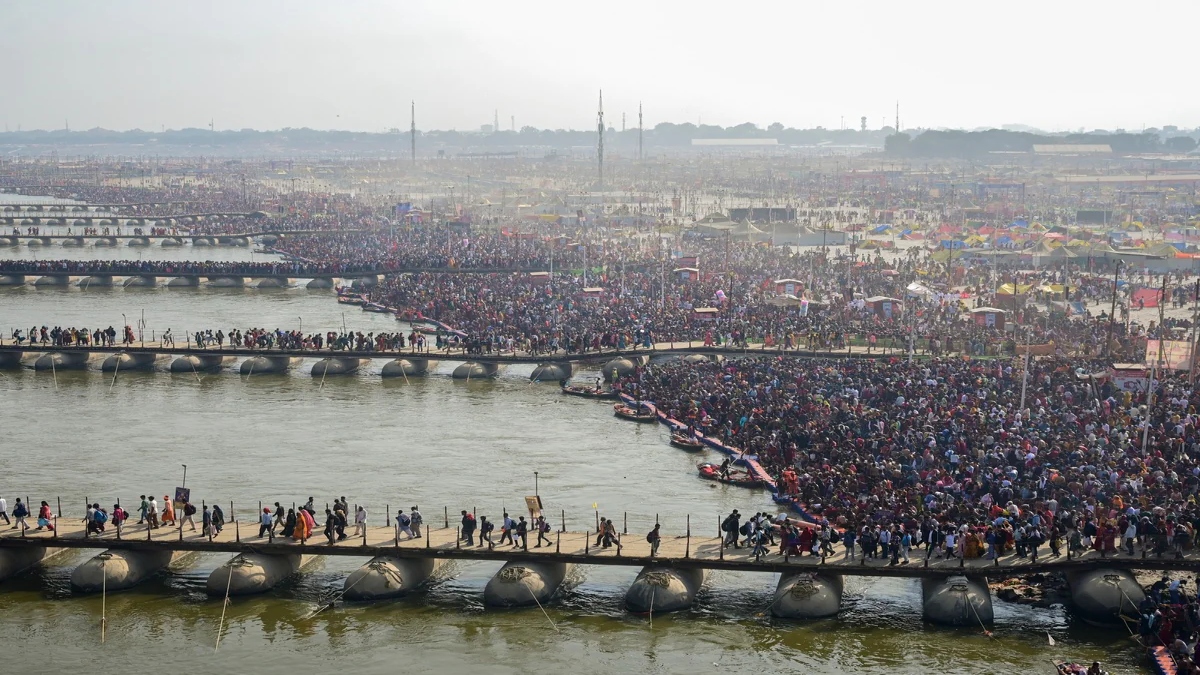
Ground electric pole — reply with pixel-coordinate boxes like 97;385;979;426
410;101;416;164
597;90;605;189
638;102;643;161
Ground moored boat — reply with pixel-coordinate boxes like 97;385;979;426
669;432;704;451
561;385;617;399
697;462;764;488
614;402;656;422
362;302;391;313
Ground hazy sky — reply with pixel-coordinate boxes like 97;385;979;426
3;0;1197;133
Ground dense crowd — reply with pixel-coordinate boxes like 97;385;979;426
0;259;386;277
618;353;1200;575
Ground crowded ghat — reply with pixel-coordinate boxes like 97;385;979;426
11;163;1200;675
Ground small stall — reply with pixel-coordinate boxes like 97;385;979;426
673;267;700;281
970;307;1007;329
527;271;550;285
773;278;805;296
865;296;903;320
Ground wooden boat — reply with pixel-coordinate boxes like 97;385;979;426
697;462;764;488
337;295;366;306
561;385;617;400
362;302;391;313
614;402;657;422
669;432;705;451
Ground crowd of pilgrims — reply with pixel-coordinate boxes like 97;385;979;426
0;259;383;277
617;354;1200;569
190;327;428;352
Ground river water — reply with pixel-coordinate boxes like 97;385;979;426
0;198;1145;674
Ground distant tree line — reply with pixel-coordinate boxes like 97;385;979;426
885;129;1198;157
2;124;1196;157
0;123;893;152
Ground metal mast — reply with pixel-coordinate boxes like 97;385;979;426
597;90;604;189
410;101;416;164
638;102;643;160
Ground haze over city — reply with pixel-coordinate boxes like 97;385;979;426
3;0;1198;133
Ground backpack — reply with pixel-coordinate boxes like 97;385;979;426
541;520;551;533
184;503;197;516
739;522;751;536
13;503;27;518
95;510;108;524
721;516;734;532
397;513;411;527
646;530;656;543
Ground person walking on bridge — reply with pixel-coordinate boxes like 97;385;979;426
148;496;160;529
479;515;494;548
137;495;149;525
721;510;741;549
323;509;337;545
11;498;29;532
181;501;198;531
37;501;55;532
161;496;176;527
409;506;423;539
535;516;552;548
395;509;414;541
112;503;127;536
498;512;514;546
514;516;529;549
647;523;661;558
460;510;476;546
272;502;285;532
259;508;274;540
353;506;367;538
0;495;9;526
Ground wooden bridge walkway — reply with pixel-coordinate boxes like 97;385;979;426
1;516;1195;578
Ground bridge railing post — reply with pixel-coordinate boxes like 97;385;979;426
444;506;448;529
54;497;60;538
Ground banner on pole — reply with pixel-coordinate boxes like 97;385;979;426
1144;339;1194;370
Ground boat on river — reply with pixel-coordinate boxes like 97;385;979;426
614;402;656;422
669;432;705;451
697;462;764;488
362;302;391;313
562;385;617;400
337;294;366;306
